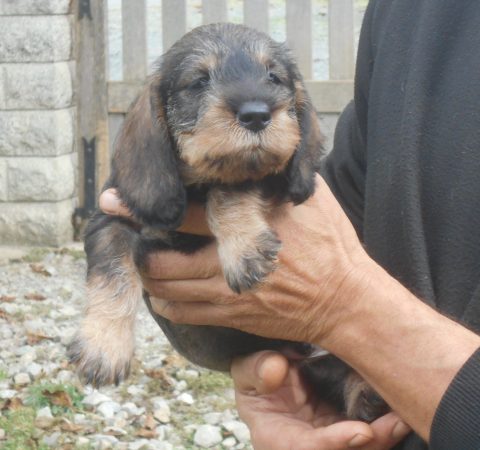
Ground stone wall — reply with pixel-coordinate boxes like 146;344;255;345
0;0;76;246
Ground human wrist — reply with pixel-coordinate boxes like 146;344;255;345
307;246;378;347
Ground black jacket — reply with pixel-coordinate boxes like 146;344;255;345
322;1;480;448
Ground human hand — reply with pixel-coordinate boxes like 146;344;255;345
230;351;410;450
127;175;372;347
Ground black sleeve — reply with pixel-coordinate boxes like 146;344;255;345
320;0;378;240
430;348;480;449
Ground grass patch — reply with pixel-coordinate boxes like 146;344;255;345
0;368;8;381
20;248;51;263
0;406;48;450
188;371;233;395
56;247;86;260
25;382;84;415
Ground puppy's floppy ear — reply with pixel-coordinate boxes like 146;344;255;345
286;77;326;204
110;73;186;228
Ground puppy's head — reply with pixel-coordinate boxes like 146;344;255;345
111;23;324;228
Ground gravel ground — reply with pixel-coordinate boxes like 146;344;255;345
0;246;252;450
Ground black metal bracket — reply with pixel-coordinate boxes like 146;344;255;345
79;0;93;20
73;137;96;237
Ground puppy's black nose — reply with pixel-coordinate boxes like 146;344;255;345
237;101;272;132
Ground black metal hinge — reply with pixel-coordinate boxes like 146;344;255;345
78;0;93;20
73;137;96;239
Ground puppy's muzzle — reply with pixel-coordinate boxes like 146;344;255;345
237;100;272;132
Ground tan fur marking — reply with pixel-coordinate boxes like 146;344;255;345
178;99;301;184
70;257;142;385
207;188;280;292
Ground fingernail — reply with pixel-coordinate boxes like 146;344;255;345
392;420;411;440
348;433;372;448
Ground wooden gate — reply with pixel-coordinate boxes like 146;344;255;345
75;0;360;221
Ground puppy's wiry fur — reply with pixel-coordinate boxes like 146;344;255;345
69;23;388;422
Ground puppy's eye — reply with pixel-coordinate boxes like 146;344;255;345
267;71;282;85
188;76;210;90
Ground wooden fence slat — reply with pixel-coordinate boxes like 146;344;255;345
328;0;355;80
286;0;313;79
244;0;269;34
202;0;228;25
108;114;124;156
162;0;187;51
76;0;110;200
122;0;147;80
107;80;353;114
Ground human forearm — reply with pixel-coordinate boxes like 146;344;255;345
320;257;480;441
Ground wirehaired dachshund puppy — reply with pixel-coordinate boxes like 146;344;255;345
68;23;388;422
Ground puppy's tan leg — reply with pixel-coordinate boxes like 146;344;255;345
344;371;390;422
68;214;142;386
207;187;281;293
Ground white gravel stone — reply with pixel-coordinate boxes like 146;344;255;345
176;368;200;382
35;406;54;428
42;431;61;447
92;434;119;449
153;404;171;424
222;420;251;443
203;412;222;425
0;428;5;440
222;437;237;448
82;391;112;407
193;424;223;448
177;392;194;405
13;372;30;385
0;389;17;399
76;437;90;447
122;402;145;416
26;362;43;378
97;401;121;419
56;369;74;383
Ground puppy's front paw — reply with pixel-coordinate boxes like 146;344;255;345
67;322;134;387
344;376;390;422
222;230;281;293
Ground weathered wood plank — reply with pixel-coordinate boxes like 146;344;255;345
305;80;353;113
202;0;228;25
162;0;187;51
244;0;269;34
76;0;110;203
107;80;353;114
286;0;313;79
108;113;125;156
328;0;355;79
108;81;143;113
122;0;147;80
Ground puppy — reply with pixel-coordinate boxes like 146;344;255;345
69;23;388;422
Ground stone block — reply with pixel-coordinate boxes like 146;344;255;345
0;16;72;62
0;159;7;201
0;109;74;156
2;62;73;109
0;0;71;15
7;154;76;202
0;199;74;246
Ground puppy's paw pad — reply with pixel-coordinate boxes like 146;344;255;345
67;331;133;387
345;383;390;423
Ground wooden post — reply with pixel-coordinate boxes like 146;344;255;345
244;0;269;34
122;0;147;80
202;0;228;25
286;0;313;79
75;0;109;216
162;0;187;51
328;0;355;80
